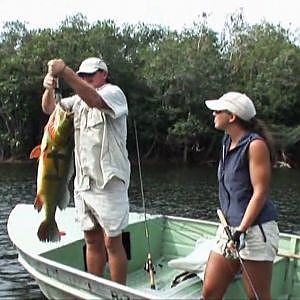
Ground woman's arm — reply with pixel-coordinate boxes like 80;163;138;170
237;139;272;232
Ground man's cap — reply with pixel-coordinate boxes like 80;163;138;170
205;91;256;121
77;57;108;74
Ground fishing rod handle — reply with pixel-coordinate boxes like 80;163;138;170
150;270;156;289
217;209;233;240
217;210;260;299
147;253;156;289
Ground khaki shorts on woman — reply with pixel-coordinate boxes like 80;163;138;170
213;220;279;261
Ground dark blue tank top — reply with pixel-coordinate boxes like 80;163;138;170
218;132;278;226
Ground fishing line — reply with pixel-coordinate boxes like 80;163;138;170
133;120;156;289
217;209;259;300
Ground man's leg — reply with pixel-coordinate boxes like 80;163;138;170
84;226;107;276
105;234;127;285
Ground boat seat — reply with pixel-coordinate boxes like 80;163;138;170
168;238;216;272
168;238;216;280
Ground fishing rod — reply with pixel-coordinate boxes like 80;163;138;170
217;209;259;300
54;78;62;103
133;120;156;290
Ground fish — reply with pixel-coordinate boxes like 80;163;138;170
30;103;74;242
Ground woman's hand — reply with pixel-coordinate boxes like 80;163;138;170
227;230;246;251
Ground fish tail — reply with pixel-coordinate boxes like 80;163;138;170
30;145;41;159
34;195;44;212
37;220;61;242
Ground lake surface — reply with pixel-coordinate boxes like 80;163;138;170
1;162;300;299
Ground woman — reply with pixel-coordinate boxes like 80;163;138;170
203;92;279;300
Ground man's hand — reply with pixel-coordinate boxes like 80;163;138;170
43;73;56;90
47;59;66;77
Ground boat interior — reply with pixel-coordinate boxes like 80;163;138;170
40;215;300;299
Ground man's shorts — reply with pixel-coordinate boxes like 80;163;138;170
74;177;129;237
213;220;279;261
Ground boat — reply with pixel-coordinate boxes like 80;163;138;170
7;203;300;299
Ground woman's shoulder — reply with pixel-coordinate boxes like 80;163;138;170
249;138;269;158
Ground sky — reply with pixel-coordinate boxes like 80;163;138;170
0;0;299;35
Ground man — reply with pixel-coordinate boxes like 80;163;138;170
42;57;130;285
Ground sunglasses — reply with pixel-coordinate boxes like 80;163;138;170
78;69;104;78
214;110;231;114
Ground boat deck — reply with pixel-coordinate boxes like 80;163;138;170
127;254;289;299
128;257;202;299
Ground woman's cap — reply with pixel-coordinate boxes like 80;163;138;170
77;57;108;74
205;91;256;121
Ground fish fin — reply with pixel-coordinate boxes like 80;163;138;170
37;220;61;242
57;189;70;210
47;110;57;141
58;159;74;210
30;145;41;159
34;195;44;212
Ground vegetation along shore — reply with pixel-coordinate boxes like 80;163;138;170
0;12;299;166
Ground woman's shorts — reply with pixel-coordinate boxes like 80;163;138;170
74;177;129;237
213;220;279;261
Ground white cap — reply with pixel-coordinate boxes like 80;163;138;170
205;92;256;121
77;57;108;74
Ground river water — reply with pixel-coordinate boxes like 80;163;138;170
1;162;300;299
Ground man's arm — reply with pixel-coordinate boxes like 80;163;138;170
41;73;57;115
48;59;111;111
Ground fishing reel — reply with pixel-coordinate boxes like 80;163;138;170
223;230;246;259
144;258;156;274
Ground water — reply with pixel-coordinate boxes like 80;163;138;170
130;163;300;234
1;162;300;299
0;163;44;299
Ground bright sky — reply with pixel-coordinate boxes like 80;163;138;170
0;0;299;35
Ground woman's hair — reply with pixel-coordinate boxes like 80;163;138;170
239;118;277;165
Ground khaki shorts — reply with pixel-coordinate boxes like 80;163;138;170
74;177;129;237
213;220;279;261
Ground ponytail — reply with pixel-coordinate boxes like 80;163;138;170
239;118;277;165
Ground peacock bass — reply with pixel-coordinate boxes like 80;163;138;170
30;103;74;242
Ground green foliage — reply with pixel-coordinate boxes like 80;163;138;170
222;17;300;126
0;13;299;165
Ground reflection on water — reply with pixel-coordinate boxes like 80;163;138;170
1;162;300;299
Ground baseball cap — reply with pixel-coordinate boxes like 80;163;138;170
205;92;256;121
77;57;108;74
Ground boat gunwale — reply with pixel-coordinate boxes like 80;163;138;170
16;245;163;299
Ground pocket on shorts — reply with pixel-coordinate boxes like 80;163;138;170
263;221;279;252
104;177;126;192
243;221;279;260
